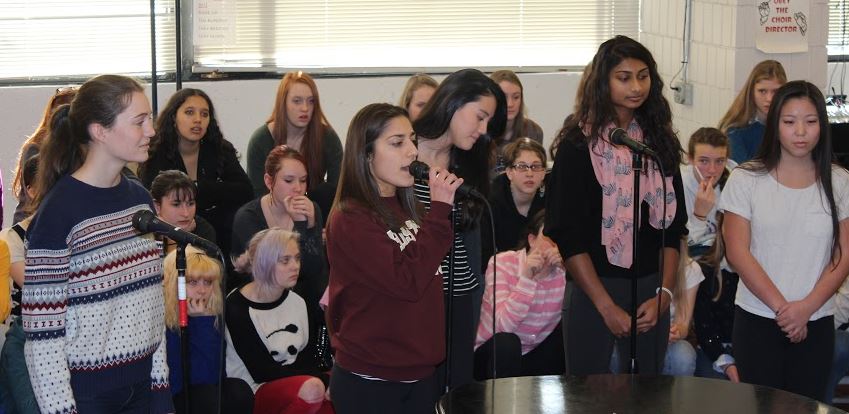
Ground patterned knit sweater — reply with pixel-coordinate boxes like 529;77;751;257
22;175;171;414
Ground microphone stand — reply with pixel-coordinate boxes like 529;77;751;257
444;206;456;394
176;242;191;413
629;152;642;374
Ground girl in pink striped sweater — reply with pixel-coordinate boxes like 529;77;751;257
474;210;567;378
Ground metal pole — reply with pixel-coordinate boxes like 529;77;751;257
150;0;158;115
175;0;182;90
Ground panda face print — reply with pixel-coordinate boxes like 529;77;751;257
267;323;303;365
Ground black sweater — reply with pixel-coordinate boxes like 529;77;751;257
544;131;688;279
140;140;254;257
481;173;546;268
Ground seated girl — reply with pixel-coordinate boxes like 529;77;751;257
151;170;217;254
226;228;332;414
474;210;566;379
483;138;547;266
162;245;253;413
693;213;740;382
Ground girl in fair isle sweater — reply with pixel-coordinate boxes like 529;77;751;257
22;75;172;413
474;210;566;379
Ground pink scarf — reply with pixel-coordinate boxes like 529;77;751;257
587;121;676;269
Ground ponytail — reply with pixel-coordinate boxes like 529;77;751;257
28;74;144;213
31;104;85;212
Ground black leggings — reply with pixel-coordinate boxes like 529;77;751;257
330;365;438;414
473;324;565;380
733;307;833;401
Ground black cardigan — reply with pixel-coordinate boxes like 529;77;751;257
140;140;253;257
481;173;546;268
544;130;688;279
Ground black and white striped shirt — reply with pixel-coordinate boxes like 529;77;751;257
414;181;479;295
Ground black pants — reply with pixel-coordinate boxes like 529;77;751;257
733;307;833;401
564;275;669;375
436;290;481;393
330;365;437;414
474;324;565;380
75;379;151;414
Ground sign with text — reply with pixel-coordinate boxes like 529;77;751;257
755;0;809;53
193;0;236;46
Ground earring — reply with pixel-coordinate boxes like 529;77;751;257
539;184;545;198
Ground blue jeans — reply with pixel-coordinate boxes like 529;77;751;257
662;340;696;376
0;319;39;414
609;340;695;376
825;329;849;404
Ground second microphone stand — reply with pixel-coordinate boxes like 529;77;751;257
628;152;642;374
176;243;191;413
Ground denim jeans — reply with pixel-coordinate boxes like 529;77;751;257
662;340;696;376
825;329;849;404
0;319;38;414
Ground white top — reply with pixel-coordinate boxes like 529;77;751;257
670;260;706;320
719;166;849;320
681;161;736;248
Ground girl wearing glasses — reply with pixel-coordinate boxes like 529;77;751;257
482;138;547;266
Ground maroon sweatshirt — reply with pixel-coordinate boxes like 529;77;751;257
326;197;453;381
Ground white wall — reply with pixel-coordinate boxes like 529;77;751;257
0;72;582;226
642;0;830;150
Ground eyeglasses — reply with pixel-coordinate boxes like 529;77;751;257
510;163;546;172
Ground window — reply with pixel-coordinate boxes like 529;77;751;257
192;0;639;72
0;0;175;81
830;0;849;57
0;0;638;80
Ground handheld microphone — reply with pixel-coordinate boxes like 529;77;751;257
409;160;483;199
132;210;220;256
609;128;657;157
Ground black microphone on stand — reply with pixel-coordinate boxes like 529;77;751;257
609;128;657;157
132;210;220;256
409;160;484;199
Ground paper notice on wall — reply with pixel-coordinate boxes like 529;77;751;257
755;0;809;53
193;0;236;46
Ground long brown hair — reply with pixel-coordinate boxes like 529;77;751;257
330;103;422;231
563;36;682;172
717;60;786;132
267;71;333;190
490;70;534;146
740;80;842;268
12;87;77;200
32;75;144;212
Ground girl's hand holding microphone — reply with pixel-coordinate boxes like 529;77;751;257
429;167;464;205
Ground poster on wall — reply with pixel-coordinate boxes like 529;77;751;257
755;0;809;53
193;0;236;46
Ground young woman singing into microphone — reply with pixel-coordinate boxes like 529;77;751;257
326;103;463;413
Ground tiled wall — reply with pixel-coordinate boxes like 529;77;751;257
642;0;829;149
